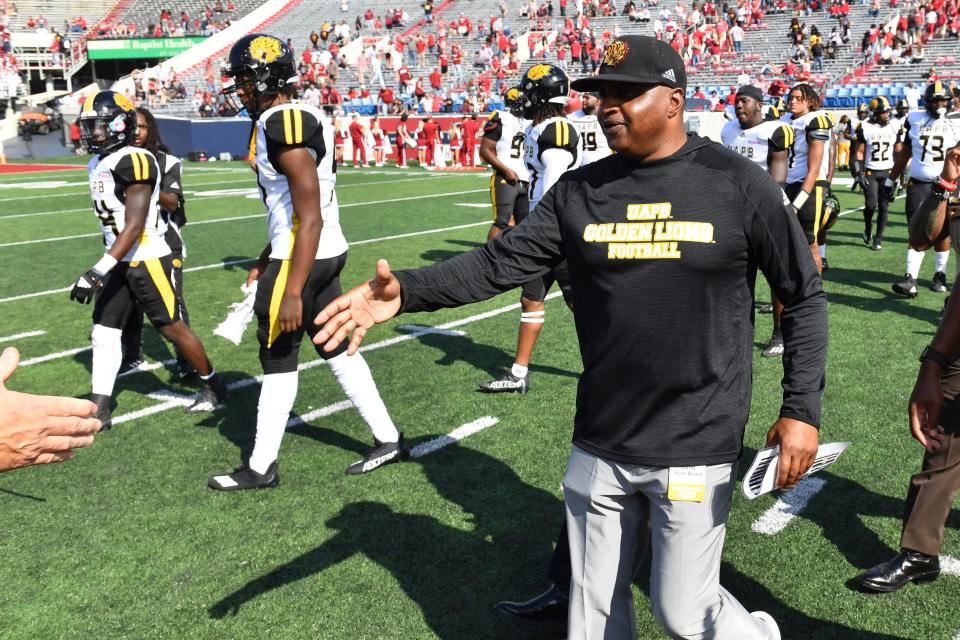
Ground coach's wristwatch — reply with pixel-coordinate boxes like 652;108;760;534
920;345;952;369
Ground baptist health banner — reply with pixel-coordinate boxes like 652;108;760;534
87;37;207;60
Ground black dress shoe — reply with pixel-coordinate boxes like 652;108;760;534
494;584;568;626
855;550;940;593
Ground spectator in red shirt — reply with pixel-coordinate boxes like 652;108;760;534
378;87;394;114
430;67;442;90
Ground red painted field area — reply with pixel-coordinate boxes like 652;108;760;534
0;164;86;173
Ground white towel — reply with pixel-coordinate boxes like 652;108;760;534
213;281;258;345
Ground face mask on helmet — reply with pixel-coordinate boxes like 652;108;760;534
222;34;298;119
78;92;137;155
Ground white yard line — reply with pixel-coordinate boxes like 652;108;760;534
19;346;91;367
835;193;905;218
0;189;488;248
108;292;560;427
0;329;45;343
0;207;89;220
409;416;500;458
750;477;827;535
942;555;960;577
286;400;355;428
0;218;489;304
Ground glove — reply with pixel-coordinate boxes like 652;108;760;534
70;268;105;304
880;177;896;203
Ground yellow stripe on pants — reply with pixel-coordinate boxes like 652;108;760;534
145;258;176;320
812;185;824;238
267;259;291;348
490;173;497;220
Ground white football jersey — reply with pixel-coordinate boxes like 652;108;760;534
524;116;581;211
255;103;348;260
87;146;169;262
720;118;794;170
784;110;835;184
857;120;897;171
482;109;529;180
567;109;611;165
900;110;960;181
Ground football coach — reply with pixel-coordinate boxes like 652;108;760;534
313;36;828;639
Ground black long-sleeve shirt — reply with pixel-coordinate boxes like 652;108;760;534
395;134;828;466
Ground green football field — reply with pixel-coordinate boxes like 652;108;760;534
0;159;958;640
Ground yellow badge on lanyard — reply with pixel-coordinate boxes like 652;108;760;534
667;466;706;502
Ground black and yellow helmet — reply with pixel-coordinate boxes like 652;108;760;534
765;96;786;120
222;33;297;119
78;90;138;155
856;102;869;118
869;96;891;118
895;98;909;116
925;80;951;117
519;63;569;119
503;86;524;111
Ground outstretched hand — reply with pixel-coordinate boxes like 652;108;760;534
313;259;402;355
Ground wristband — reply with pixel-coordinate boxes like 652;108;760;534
935;176;958;193
92;254;118;275
920;345;952;369
791;190;809;210
883;177;896;188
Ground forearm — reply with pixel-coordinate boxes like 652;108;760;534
779;284;828;427
800;141;824;193
158;191;180;212
888;148;909;181
285;217;321;296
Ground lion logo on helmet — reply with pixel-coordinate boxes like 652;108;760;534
526;64;553;81
602;40;629;67
249;36;283;63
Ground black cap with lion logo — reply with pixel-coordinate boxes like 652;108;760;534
571;36;687;92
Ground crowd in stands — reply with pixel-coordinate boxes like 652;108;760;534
865;0;960;67
92;3;237;39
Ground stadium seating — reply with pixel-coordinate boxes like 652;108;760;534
110;0;264;36
3;0;114;33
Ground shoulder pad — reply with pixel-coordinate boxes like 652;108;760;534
806;113;833;132
482;111;503;139
263;107;322;147
113;151;158;187
538;119;579;155
769;123;794;151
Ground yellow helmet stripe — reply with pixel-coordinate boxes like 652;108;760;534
935;80;944;96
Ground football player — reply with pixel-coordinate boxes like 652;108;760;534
479;63;580;394
783;82;835;273
209;34;404;490
888;81;960;297
72;91;227;430
567;90;612;165
855;97;898;250
847;102;869;192
721;85;795;357
479;86;529;241
119;106;194;379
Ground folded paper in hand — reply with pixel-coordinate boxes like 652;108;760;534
213;281;257;345
742;441;851;500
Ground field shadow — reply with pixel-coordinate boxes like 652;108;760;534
420;239;485;264
207;444;565;639
412;331;580;382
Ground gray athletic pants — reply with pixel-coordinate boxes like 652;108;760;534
562;445;773;640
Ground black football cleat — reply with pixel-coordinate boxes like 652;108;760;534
495;584;569;627
761;334;784;358
175;359;197;380
346;433;408;475
872;238;883;251
931;271;948;293
854;551;940;593
478;371;529;393
208;460;279;491
117;356;146;377
892;274;919;298
186;374;229;413
759;303;774;314
90;392;112;432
